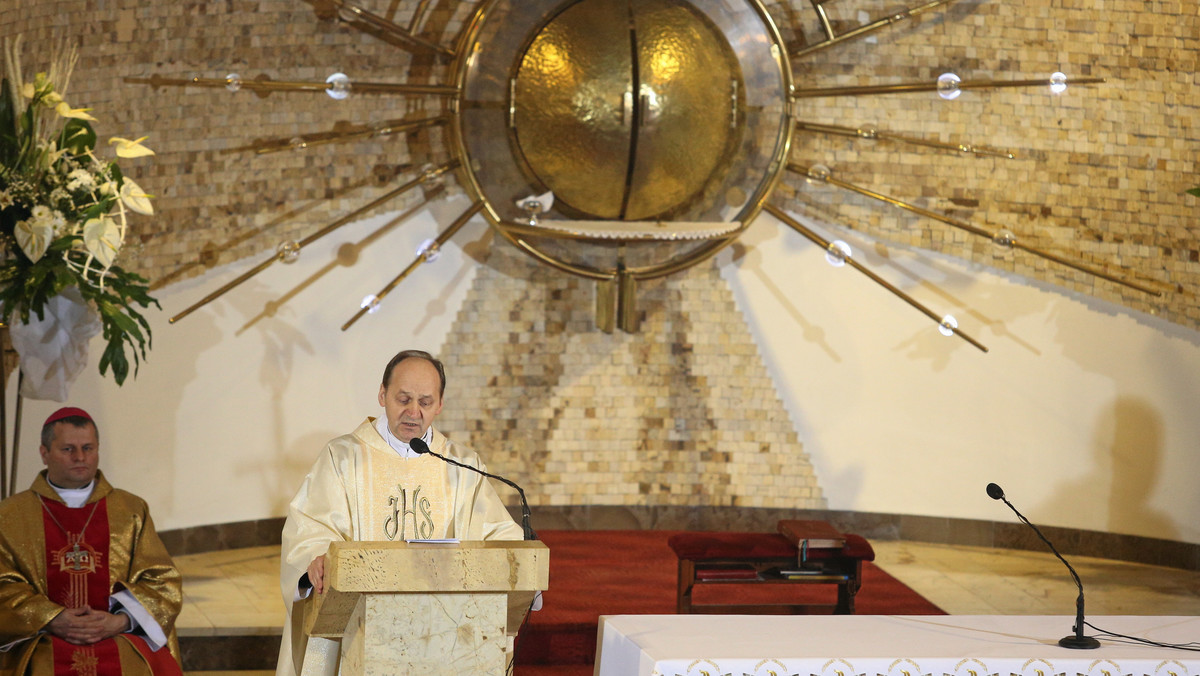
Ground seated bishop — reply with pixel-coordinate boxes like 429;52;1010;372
0;407;183;676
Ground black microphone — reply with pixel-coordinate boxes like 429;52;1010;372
411;437;536;541
986;482;1100;649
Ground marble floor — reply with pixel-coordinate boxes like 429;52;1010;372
175;540;1200;641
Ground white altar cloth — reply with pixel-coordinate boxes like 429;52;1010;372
594;615;1200;676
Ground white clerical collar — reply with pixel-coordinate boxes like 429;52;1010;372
375;417;433;459
47;478;95;508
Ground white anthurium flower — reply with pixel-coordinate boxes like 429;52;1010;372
54;101;96;121
15;212;54;263
118;177;154;215
108;136;154;158
83;216;122;268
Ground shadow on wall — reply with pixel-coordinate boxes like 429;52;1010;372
1036;396;1176;541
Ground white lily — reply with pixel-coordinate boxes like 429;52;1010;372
15;215;53;263
108;136;154;158
54;100;96;121
83;216;122;268
118;177;154;215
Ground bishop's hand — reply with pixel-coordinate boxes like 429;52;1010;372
47;607;131;644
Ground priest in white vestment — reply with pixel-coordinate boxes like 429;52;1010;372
276;350;524;676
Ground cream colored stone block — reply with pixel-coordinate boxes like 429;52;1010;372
340;592;508;676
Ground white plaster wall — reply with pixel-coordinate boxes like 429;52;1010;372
5;197;491;531
6;203;1198;545
719;211;1200;544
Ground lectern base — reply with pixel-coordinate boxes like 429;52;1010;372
341;592;509;676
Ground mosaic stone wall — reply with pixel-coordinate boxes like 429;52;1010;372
435;244;826;509
765;0;1199;324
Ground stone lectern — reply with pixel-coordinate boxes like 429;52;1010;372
300;539;549;676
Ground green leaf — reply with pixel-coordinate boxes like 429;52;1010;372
1188;187;1200;198
60;118;97;155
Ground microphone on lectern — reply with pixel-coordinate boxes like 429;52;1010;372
411;437;537;541
986;482;1100;649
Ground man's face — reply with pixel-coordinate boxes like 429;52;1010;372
39;423;100;489
378;357;444;443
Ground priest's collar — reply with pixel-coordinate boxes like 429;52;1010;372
46;477;96;508
375;418;433;459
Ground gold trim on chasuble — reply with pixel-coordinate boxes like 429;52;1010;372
359;446;451;541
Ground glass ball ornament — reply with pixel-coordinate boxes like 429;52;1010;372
806;164;832;183
276;240;301;263
1049;72;1068;94
938;314;959;337
825;240;852;267
325;73;352;100
416;238;441;262
360;294;382;314
225;73;242;92
937;73;962;100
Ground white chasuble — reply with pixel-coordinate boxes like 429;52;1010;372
357;447;450;541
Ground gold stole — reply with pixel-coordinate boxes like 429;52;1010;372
358;445;451;541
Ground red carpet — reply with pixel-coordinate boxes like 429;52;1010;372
513;530;944;674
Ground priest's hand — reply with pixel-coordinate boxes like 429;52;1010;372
307;554;327;594
47;607;131;644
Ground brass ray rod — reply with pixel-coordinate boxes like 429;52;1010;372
225;115;449;155
794;121;1015;159
124;75;458;96
297;160;458;249
1009;241;1163;296
342;201;483;331
168;161;458;324
327;0;456;57
787;164;1162;297
765;204;988;352
793;76;1105;99
811;0;836;42
792;0;961;58
407;0;433;33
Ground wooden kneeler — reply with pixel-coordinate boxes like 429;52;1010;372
668;521;874;615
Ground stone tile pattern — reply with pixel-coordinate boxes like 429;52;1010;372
1;0;1196;327
435;245;826;511
764;0;1199;325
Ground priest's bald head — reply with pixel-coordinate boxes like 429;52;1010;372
378;350;446;443
39;406;100;490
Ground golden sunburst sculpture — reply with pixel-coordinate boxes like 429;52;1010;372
129;0;1164;352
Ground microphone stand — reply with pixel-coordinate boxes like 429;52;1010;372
412;438;537;541
987;483;1099;649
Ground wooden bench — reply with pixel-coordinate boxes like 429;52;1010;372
667;521;875;614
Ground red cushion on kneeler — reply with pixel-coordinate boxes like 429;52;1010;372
667;532;794;560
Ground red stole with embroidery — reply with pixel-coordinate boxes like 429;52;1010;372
42;497;120;676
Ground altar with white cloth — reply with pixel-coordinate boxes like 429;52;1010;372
594;615;1200;676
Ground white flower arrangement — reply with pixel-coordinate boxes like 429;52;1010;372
0;36;158;393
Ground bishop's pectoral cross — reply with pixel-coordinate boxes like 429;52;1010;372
55;535;99;575
63;543;92;571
